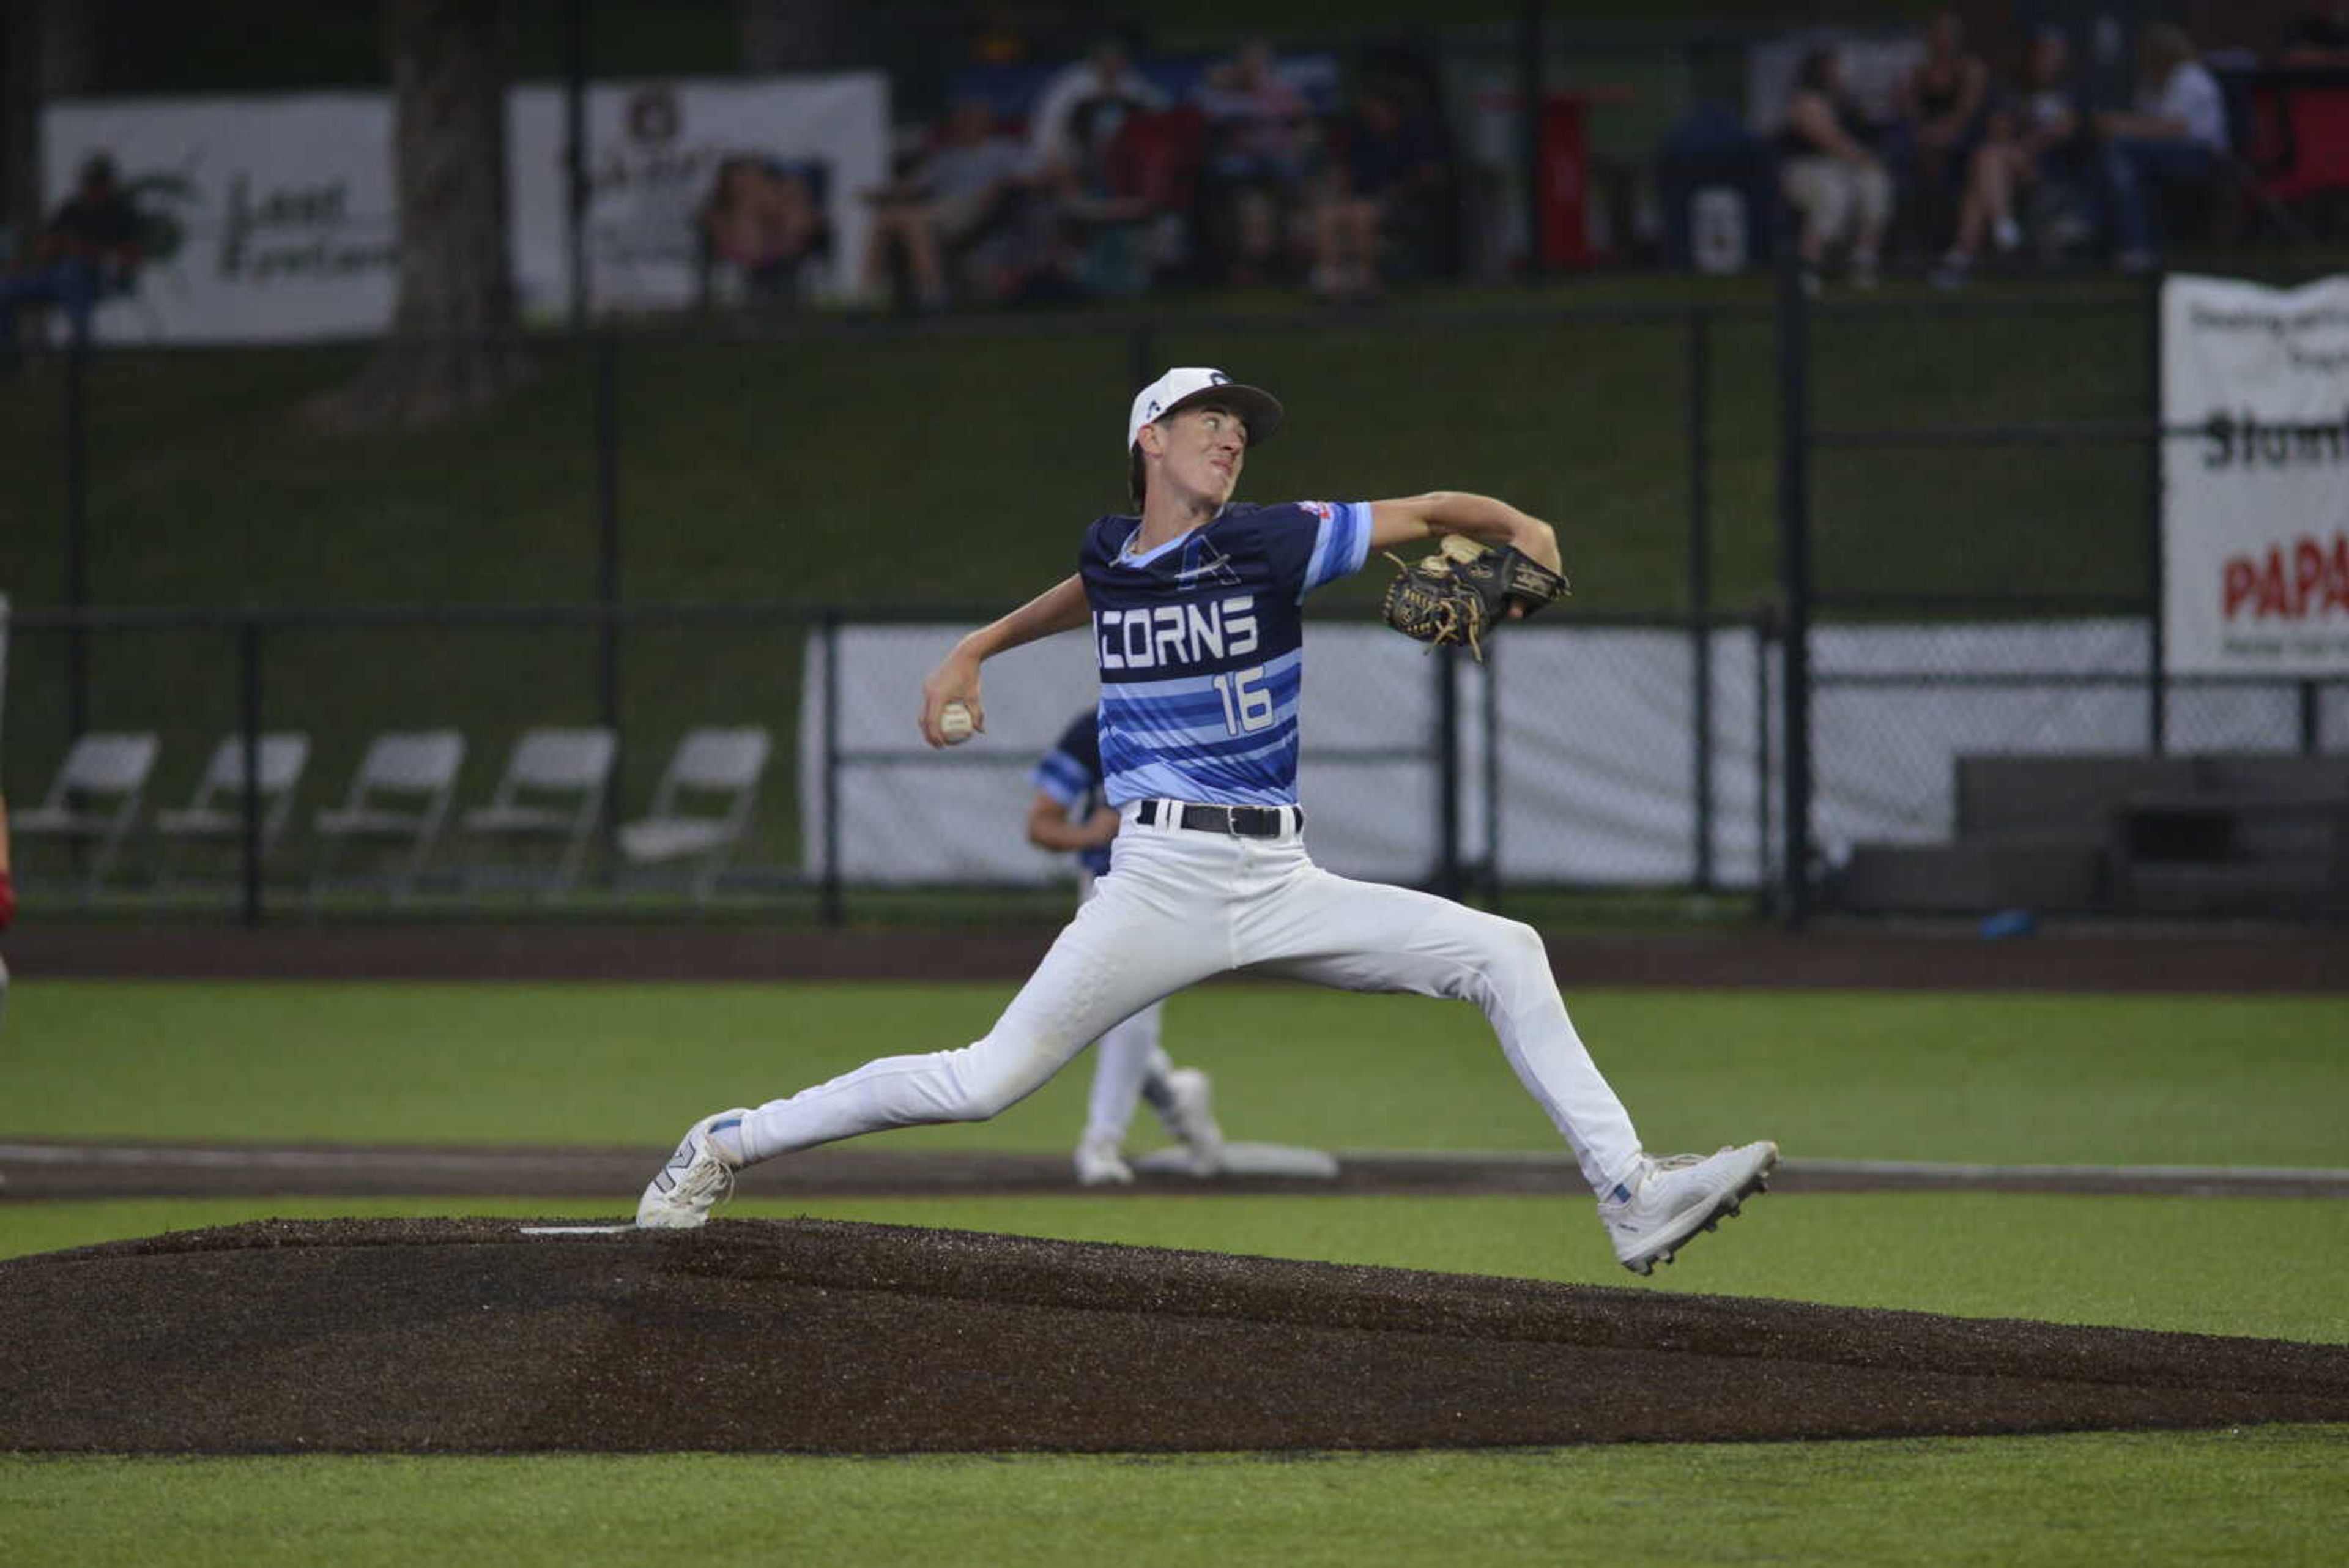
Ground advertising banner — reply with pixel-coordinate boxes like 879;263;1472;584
507;73;886;319
2162;273;2349;676
42;73;886;341
40;94;399;342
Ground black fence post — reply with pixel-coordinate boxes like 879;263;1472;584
1754;612;1775;920
563;0;590;334
238;614;264;929
2146;273;2167;755
1436;650;1462;899
1687;306;1715;891
1518;0;1546;283
595;330;623;871
1129;322;1156;393
1481;645;1503;908
1774;238;1814;928
820;609;844;927
62;340;89;741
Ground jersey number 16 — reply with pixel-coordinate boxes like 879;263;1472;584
1211;666;1274;734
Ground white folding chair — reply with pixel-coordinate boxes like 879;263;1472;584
308;730;467;905
456;726;618;900
616;726;773;904
152;732;311;893
12;732;161;904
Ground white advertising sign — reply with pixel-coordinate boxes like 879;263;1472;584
41;94;399;342
2162;273;2349;676
507;73;886;319
42;74;886;342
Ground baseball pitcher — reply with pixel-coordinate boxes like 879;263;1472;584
639;366;1776;1275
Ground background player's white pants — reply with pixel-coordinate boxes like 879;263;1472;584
1083;999;1170;1149
737;804;1645;1195
1072;870;1173;1149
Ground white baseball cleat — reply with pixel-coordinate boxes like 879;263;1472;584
1601;1140;1778;1276
1074;1135;1135;1187
1157;1067;1225;1176
636;1108;750;1229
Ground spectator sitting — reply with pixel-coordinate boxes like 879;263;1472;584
1777;45;1894;289
1309;80;1441;304
0;154;143;366
1933;29;2085;284
1194;40;1315;286
859;102;1031;311
1022;38;1187;300
1025;35;1168;187
697;156;822;307
1895;10;1991;199
2095;23;2230;272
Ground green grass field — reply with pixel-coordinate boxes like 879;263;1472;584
3;978;2347;1564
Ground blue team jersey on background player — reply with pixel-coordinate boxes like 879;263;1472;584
1031;711;1113;877
1078;499;1371;808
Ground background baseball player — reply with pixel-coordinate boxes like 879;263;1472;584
1030;707;1225;1185
640;366;1776;1276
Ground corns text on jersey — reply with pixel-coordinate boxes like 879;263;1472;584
1095;597;1260;670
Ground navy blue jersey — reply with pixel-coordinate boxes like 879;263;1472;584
1031;710;1112;877
1078;500;1371;807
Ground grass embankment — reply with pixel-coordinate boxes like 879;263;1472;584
0;276;2151;889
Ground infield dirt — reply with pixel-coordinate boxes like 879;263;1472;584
6;1216;2348;1454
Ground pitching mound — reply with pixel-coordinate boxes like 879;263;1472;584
5;1217;2347;1453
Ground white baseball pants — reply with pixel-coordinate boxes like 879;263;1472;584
735;801;1646;1195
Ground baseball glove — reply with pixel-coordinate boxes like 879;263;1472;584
1380;535;1570;659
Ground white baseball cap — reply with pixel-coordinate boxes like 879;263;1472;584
1125;366;1285;454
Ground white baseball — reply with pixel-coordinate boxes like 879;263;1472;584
938;701;976;745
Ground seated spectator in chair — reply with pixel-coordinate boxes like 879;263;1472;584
0;154;142;366
860;101;1031;311
1309;81;1441;304
698;157;822;307
1894;10;1991;203
1025;35;1167;188
1934;29;2085;284
1028;40;1184;300
2095;24;2230;272
1778;46;1894;289
1195;40;1315;286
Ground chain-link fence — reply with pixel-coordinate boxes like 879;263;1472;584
1789;284;2349;920
0;304;1779;923
0;600;1774;924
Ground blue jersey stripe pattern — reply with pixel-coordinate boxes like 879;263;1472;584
1079;501;1369;808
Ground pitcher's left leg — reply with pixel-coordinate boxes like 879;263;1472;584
1244;864;1642;1196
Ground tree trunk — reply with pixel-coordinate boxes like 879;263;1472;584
1;1;95;259
306;0;525;434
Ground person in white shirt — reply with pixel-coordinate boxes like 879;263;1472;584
2095;23;2230;270
1024;36;1168;184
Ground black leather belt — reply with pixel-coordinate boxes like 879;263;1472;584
1135;799;1301;838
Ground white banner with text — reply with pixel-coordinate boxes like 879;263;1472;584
2161;273;2349;676
42;75;885;342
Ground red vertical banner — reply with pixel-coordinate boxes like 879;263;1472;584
1538;92;1590;269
